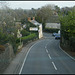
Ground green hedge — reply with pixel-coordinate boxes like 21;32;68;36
44;28;59;33
21;29;30;37
16;33;38;45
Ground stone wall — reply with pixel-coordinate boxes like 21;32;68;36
0;44;15;73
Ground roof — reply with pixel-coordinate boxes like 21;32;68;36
30;20;40;26
45;23;60;29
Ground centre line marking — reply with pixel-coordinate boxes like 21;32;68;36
48;54;51;59
52;62;57;70
46;49;48;53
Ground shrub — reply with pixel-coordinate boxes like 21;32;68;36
0;32;9;45
21;29;30;37
8;34;18;54
16;33;38;45
44;28;59;33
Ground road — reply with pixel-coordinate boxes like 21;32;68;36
19;32;75;74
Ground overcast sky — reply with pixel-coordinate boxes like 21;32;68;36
3;1;75;9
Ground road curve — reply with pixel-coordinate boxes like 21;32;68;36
19;33;75;74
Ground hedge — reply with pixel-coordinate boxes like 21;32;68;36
44;28;59;33
21;29;30;37
16;33;38;45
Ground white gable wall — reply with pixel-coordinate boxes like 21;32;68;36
45;23;60;29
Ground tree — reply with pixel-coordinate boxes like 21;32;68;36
54;5;60;14
59;9;75;51
35;4;54;30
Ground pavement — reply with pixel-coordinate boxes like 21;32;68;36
3;39;40;74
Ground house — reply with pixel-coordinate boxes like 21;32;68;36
45;23;60;29
28;17;40;26
45;13;60;29
28;17;43;39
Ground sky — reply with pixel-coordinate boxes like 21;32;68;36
1;1;75;9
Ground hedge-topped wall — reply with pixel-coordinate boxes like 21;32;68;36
16;33;38;45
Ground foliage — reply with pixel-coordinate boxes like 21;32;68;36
69;37;75;51
0;31;18;54
21;29;30;37
35;4;54;30
21;18;28;24
59;10;75;51
44;28;59;33
8;34;18;54
54;5;60;14
16;33;38;45
0;32;9;45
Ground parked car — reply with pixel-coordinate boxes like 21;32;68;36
55;34;60;39
52;32;58;36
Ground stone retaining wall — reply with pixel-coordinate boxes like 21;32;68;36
0;44;15;73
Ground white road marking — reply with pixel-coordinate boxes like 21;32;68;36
48;54;52;59
46;49;48;53
19;40;43;74
52;62;57;70
19;44;33;74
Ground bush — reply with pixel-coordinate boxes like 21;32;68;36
8;34;18;54
16;33;38;45
0;31;18;54
69;37;75;51
21;29;30;37
0;32;9;45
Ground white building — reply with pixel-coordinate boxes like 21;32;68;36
28;17;43;39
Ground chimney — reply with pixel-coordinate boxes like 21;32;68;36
33;17;35;20
28;17;31;21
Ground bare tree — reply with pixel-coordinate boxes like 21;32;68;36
36;4;55;23
0;1;9;9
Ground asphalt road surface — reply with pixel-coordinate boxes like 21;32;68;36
19;32;75;74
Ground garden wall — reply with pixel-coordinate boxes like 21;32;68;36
0;43;15;73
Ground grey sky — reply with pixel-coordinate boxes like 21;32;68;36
6;1;75;9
